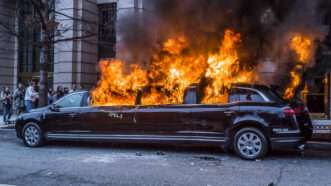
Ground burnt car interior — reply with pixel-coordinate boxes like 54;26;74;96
84;85;270;107
48;84;287;112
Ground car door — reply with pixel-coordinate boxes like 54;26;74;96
134;105;185;136
79;105;138;134
134;87;234;139
179;103;238;139
170;87;236;139
45;92;85;133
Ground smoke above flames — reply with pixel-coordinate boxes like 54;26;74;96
91;0;331;106
117;0;329;71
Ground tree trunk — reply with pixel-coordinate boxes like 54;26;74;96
38;0;49;107
39;40;49;107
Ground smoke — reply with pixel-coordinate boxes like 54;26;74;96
116;0;331;84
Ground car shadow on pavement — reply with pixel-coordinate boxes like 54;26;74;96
46;141;225;155
44;141;331;161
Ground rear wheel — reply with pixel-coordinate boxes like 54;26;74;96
22;122;45;147
233;127;268;160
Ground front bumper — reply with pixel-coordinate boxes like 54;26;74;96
15;119;23;139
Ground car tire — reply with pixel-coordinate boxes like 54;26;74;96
233;127;268;160
22;122;45;147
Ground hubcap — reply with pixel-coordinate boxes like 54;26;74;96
237;132;262;158
24;125;40;146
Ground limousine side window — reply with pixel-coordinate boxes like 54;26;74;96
184;87;198;104
229;88;265;103
55;93;84;108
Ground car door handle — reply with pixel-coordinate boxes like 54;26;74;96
224;111;234;115
69;113;77;117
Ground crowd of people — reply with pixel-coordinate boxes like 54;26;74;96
0;81;79;125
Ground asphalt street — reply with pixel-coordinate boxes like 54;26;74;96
1;129;331;186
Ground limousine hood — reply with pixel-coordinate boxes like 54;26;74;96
30;106;49;113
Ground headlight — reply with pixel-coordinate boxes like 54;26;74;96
16;115;23;121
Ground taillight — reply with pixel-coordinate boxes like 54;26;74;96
292;105;305;114
283;108;295;117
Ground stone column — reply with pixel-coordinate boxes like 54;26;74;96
54;0;99;90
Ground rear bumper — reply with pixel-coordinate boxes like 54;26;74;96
270;129;306;149
270;136;305;149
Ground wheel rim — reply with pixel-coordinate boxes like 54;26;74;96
237;132;262;158
24;125;40;146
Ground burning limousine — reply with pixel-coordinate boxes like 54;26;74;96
15;84;312;160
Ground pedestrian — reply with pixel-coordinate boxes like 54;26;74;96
24;81;38;112
55;86;64;100
69;85;77;93
64;87;69;95
13;83;25;114
48;88;54;105
1;87;13;124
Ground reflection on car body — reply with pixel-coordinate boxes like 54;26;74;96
15;84;313;160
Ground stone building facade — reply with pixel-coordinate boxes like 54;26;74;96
1;0;331;121
53;0;100;89
0;0;123;90
0;0;17;89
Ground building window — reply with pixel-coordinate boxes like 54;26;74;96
98;3;117;59
17;0;54;85
302;75;329;119
18;2;39;73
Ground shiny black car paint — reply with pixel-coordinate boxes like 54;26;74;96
15;86;310;151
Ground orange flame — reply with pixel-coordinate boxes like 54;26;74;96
91;30;277;106
202;30;254;103
91;60;148;106
141;36;207;105
290;35;313;64
283;35;313;100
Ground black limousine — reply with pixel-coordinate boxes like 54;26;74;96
15;84;312;160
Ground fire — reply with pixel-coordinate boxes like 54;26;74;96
90;29;257;106
91;60;148;106
283;70;302;99
283;35;313;99
202;30;254;104
141;37;207;105
290;35;313;63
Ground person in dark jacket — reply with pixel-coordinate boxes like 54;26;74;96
13;83;25;114
55;86;64;100
1;87;13;124
48;88;55;105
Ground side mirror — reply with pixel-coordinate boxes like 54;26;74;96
49;104;60;112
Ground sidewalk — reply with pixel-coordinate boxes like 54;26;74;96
0;115;17;129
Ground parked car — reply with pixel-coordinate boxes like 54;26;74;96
15;84;312;160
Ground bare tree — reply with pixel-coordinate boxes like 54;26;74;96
0;0;97;106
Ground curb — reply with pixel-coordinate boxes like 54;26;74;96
0;124;15;130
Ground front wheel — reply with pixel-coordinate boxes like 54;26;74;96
233;127;268;160
22;122;45;147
